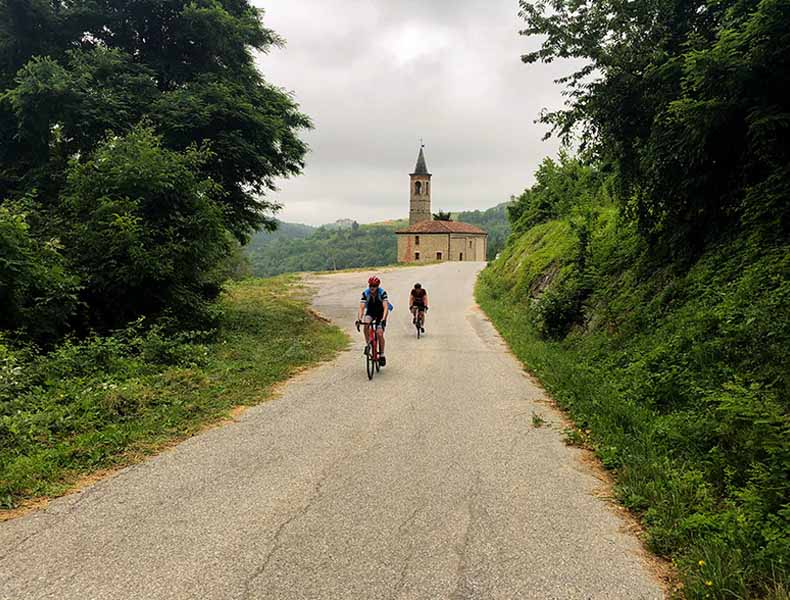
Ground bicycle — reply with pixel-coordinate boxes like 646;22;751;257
411;306;427;339
356;320;382;380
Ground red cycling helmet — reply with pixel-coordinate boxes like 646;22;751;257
368;276;381;286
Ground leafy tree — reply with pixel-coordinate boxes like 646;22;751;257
519;0;790;246
433;210;452;221
0;0;309;341
59;125;230;330
0;197;80;342
0;0;309;239
507;153;609;234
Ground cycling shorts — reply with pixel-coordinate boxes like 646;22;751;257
362;315;387;330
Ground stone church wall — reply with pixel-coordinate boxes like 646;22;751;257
398;234;449;262
398;234;487;262
450;235;486;261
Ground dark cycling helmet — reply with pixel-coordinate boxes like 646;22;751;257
368;276;381;286
414;283;422;289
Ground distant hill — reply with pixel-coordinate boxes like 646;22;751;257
323;218;357;230
245;222;397;277
246;220;315;250
244;204;511;277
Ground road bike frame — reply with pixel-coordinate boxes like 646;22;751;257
356;320;382;380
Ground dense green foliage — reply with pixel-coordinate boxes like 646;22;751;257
246;205;511;276
520;0;790;248
0;276;346;510
0;198;79;342
479;155;789;597
509;5;790;593
0;0;309;341
507;153;610;235
62;126;232;330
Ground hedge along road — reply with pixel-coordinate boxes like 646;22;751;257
0;262;664;600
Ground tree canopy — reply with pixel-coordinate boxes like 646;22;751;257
0;0;309;341
1;0;309;238
519;0;790;247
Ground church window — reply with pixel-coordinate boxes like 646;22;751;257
415;181;422;195
436;252;442;260
415;252;421;261
469;240;473;248
415;235;420;245
426;182;430;195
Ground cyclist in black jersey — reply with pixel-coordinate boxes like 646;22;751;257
409;283;429;333
357;276;389;366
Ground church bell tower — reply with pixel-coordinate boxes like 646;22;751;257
409;145;432;225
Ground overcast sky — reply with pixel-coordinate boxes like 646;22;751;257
253;1;572;226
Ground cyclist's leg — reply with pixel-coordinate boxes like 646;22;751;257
378;320;386;355
411;306;417;323
362;315;373;351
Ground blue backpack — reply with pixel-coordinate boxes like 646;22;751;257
363;287;394;312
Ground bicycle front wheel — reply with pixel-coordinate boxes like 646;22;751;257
366;351;375;379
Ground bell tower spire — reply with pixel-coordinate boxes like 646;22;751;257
409;143;432;225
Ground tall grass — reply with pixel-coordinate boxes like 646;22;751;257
0;276;346;513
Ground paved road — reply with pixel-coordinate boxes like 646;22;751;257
0;263;664;599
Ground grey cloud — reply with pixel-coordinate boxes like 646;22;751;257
254;0;577;225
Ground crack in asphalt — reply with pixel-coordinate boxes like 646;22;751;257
391;547;415;600
241;435;388;598
450;473;484;600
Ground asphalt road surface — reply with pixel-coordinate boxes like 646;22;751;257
0;262;664;599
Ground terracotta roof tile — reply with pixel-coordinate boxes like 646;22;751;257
396;220;487;235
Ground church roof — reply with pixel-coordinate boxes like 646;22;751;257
396;220;487;235
411;146;430;176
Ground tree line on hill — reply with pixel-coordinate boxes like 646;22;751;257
0;0;306;346
244;204;512;277
476;1;788;597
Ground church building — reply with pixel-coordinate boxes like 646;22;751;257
396;146;488;263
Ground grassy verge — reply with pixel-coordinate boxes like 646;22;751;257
0;275;347;514
476;216;789;600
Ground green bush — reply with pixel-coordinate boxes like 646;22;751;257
0;200;80;342
60;125;231;330
508;153;611;234
530;275;586;339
